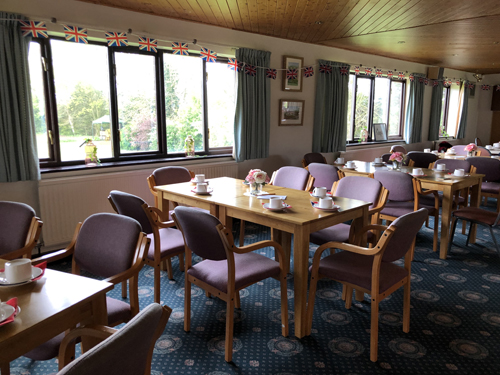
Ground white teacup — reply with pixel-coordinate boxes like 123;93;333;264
447;148;456;154
413;168;423;175
194;174;205;182
432;150;439;155
486;145;493;150
319;197;333;209
313;187;327;198
345;161;355;168
374;157;382;164
4;259;32;284
269;197;283;209
454;169;465;176
196;182;208;193
436;163;446;171
335;157;344;164
424;148;431;153
494;143;500;148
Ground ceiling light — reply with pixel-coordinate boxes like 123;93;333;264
452;54;458;56
315;21;323;25
494;41;499;45
472;73;483;82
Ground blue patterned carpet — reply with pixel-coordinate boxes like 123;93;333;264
9;202;500;375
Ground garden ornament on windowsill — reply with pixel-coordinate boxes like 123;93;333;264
80;138;101;166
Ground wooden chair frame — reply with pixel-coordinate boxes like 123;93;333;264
172;212;289;363
2;216;43;260
147;170;195;208
306;223;414;362
57;305;172;372
301;154;327;168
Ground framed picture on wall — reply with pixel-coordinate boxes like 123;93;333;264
280;99;304;126
373;123;388;141
282;56;303;92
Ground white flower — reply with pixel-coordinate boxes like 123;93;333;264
254;171;267;184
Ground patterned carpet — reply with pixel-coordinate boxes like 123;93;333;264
8;202;500;375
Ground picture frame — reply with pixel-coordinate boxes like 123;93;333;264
280;99;304;126
282;56;304;92
373;123;388;141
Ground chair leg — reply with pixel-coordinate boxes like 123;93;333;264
448;217;459;255
225;297;235;362
121;280;127;299
489;227;500;256
166;258;174;280
466;221;474;247
370;297;380;362
403;282;411;333
239;220;245;246
345;285;353;309
306;272;319;336
235;290;241;309
184;280;191;332
178;254;185;272
154;264;161;304
341;284;346;301
279;272;289;337
433;214;439;253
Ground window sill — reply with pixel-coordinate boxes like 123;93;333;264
346;139;405;148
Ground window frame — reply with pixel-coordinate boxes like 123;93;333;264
30;36;234;168
439;86;452;138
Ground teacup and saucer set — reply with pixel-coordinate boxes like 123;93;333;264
312;197;340;212
262;197;291;211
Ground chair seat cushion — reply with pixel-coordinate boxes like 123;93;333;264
312;251;408;294
453;207;499;226
188;252;280;293
310;223;375;246
107;296;132;326
381;201;436;218
147;228;185;261
481;181;500;194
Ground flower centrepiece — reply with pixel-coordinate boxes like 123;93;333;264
389;152;406;169
245;169;270;195
465;143;477;156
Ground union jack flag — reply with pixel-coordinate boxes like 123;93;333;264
200;47;217;63
19;21;48;38
433;80;438;87
375;69;382;77
319;64;332;74
105;32;128;47
387;70;394;79
340;66;349;75
424;78;429;85
409;74;414;82
481;84;491;91
398;72;405;80
364;67;372;76
418;77;424;83
444;79;451;87
354;66;360;75
496;85;500;91
286;69;298;80
303;66;314;78
456;80;461;86
63;25;88;44
245;64;256;76
227;58;239;71
138;37;157;52
266;68;277;79
468;83;475;90
172;42;189;55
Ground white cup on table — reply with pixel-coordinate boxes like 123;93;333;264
486;145;493;150
319;197;333;209
4;259;32;283
313;187;327;198
335;157;344;164
194;174;205;182
436;163;446;171
269;197;283;209
374;157;382;164
345;161;355;168
196;182;208;193
494;143;500;149
432;150;439;155
454;169;465;176
413;168;423;175
424;148;431;153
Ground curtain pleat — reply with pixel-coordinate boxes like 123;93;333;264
233;48;270;162
0;12;40;182
428;68;444;141
456;81;469;139
312;60;350;152
405;73;426;144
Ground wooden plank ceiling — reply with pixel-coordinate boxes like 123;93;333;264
77;0;500;74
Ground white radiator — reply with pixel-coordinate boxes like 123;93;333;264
39;161;238;250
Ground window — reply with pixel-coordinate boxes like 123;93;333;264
346;74;406;143
28;37;236;167
439;85;461;138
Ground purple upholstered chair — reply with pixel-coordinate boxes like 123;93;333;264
57;303;171;375
307;163;340;190
406;151;438;168
467;156;500;212
147;166;194;207
310;176;388;246
433;158;472;174
25;213;149;362
374;170;439;252
390;145;407;153
381;153;392;163
449;145;469;156
108;190;185;303
0;201;43;260
301;152;327;167
307;208;428;362
270;166;314;191
172;206;289;363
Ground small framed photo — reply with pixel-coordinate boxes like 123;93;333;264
282;56;303;92
280;99;304;126
373;123;388;141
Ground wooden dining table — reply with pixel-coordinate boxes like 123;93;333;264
0;260;113;374
156;177;372;338
339;161;483;259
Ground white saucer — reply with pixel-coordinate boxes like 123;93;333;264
410;174;426;177
433;169;448;173
0;267;43;286
309;192;333;199
312;203;340;212
333;163;345;166
263;203;291;211
342;167;356;170
191;187;213;195
0;304;15;324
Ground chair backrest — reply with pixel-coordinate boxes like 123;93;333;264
108;190;153;234
406;151;438;168
381;153;391;163
58;303;169;375
303;153;326;166
152;166;192;186
466;157;500;182
434;159;472;173
374;170;414;201
173;206;227;260
448;145;468;156
477;146;491;156
438;141;453;153
390;145;406;153
272;166;311;190
0;201;37;256
475;137;482;146
382;208;428;262
308;163;339;189
74;213;142;278
334;176;382;209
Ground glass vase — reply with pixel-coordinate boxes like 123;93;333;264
392;161;401;170
251;183;263;195
467;151;474;157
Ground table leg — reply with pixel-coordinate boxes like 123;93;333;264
468;179;482;244
81;294;108;352
440;186;453;259
271;229;291;274
293;226;310;338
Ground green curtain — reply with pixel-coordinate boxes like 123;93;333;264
405;72;426;144
456;81;470;139
427;68;444;141
233;48;270;162
312;60;350;152
0;12;39;182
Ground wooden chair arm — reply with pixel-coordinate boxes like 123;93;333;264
142;204;175;228
305;175;315;192
147;175;158;196
301;159;307;168
31;223;81;265
368;187;389;216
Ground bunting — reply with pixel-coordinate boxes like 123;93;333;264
105;32;128;47
409;74;414;82
63;25;88;44
340;66;349;76
387;71;394;79
227;58;239;71
375;69;383;77
200;47;217;63
398;72;405;80
481;85;491;91
172;42;189;55
138;37;157;52
354;66;360;75
319;64;332;74
286;69;298;80
266;68;277;79
245;64;256;76
303;66;314;78
19;21;48;38
364;67;372;76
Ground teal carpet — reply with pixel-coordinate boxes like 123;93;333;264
8;202;500;374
